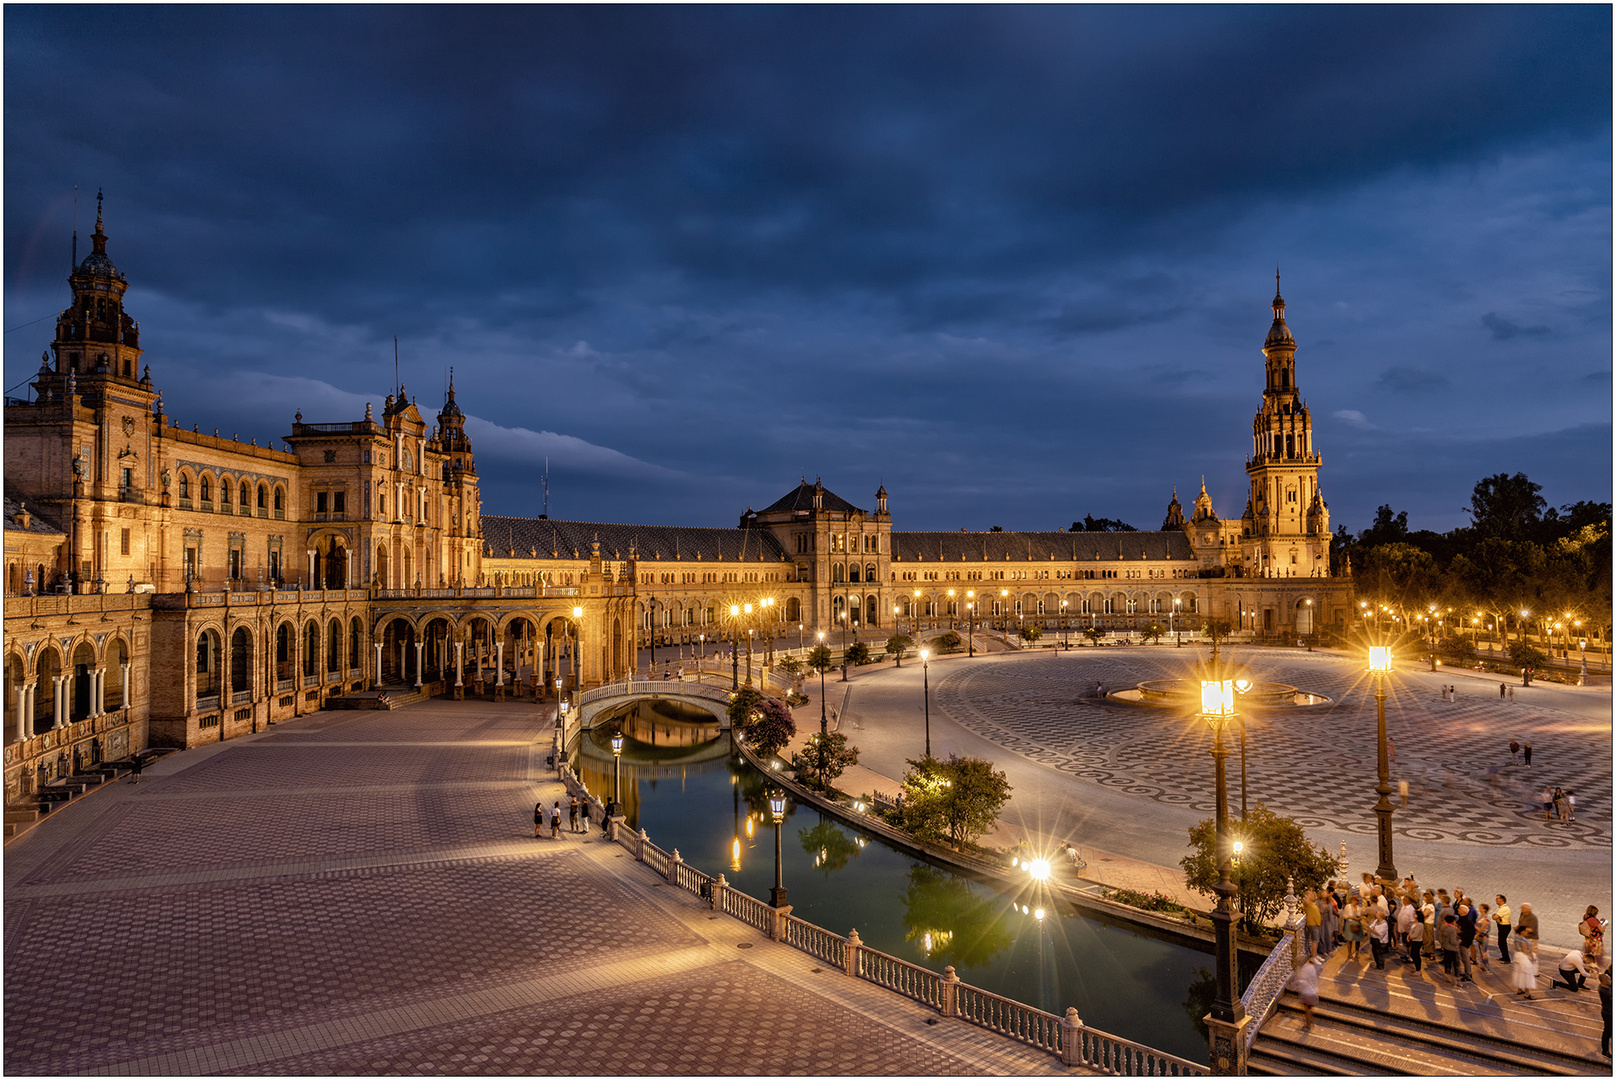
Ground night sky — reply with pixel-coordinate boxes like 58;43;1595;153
5;7;1610;534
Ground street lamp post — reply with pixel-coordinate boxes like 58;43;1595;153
1368;646;1397;881
1173;598;1181;647
817;630;829;783
1580;638;1587;684
768;788;788;908
728;604;741;689
921;648;931;757
1060;599;1068;649
610;729;624;817
1198;677;1247;1073
966;590;976;657
571;606;585;696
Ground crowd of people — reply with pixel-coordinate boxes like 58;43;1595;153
1290;872;1612;1056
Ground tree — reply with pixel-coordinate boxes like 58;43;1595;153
798;820;863;877
1082;625;1107;645
739;695;796;760
775;654;804;688
726;685;767;729
885;633;913;661
1180;802;1340;932
1358;504;1409;548
790;731;860;790
1507;640;1548;672
1140;621;1165;644
900;753;1012;848
807;644;834;675
1354;542;1439;621
845;640;871;666
937;630;963;653
1071;515;1137;533
1018;625;1042;644
1468;472;1546;539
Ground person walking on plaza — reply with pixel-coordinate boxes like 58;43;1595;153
1475;903;1494;973
551;800;562;838
1501;682;1507;700
1289;957;1323;1032
1544;785;1557;822
1568;790;1577;822
1509;738;1520;763
1303;889;1323;959
1318;888;1338;957
535;800;544;838
1342;896;1365;961
1368;911;1389;971
1581;906;1605;964
1405;905;1425;972
1455;904;1476;981
1523;740;1532;764
569;795;579;833
1555;949;1592;992
1555;787;1570;824
1494;895;1513;964
1438;914;1462;980
1599;968;1612;1058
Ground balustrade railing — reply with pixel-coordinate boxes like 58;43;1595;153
954;985;1062;1053
641;842;670;877
721;887;773;935
1073;1028;1208;1076
782;916;846;968
672;862;708;896
856;945;943;1008
1238;930;1298;1052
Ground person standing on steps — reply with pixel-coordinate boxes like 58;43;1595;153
1494;895;1513;964
1288;957;1323;1032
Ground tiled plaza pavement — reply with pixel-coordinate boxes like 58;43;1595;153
931;651;1610;848
4;701;1067;1076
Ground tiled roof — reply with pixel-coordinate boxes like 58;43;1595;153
892;530;1194;562
481;516;791;563
757;481;865;517
4;492;65;535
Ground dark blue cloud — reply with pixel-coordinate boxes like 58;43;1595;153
4;6;1610;535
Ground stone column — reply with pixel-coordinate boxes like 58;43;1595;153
91;667;105;717
711;872;728;913
373;642;383;688
307;550;316;588
494;638;506;702
24;682;38;739
667;849;681;885
53;675;67;728
1059;1008;1084;1067
844;928;861;977
120;663;130;713
454;641;464;700
413;642;424;688
14;681;30;742
940;966;959;1017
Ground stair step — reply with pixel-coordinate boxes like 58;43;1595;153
1248;1032;1402;1076
4;808;42;824
1260;1007;1522;1076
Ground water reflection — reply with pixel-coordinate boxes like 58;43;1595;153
900;864;1014;971
799;820;863;876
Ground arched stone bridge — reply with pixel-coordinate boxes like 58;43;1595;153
577;676;737;730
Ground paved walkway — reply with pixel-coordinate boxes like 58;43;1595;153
799;646;1611;950
3;700;1071;1076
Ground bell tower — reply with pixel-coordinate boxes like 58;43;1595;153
1242;275;1329;577
48;190;146;386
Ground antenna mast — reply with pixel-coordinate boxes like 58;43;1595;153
71;185;78;272
393;336;400;398
543;458;550;518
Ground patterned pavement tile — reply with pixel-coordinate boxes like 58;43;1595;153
4;854;701;1075
156;743;528;793
250;962;983;1077
934;652;1609;848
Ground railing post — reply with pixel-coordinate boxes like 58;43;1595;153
771;904;792;942
637;828;648;862
712;872;728;913
940;965;959;1017
1060;1007;1084;1067
1284;876;1302;968
608;812;626;842
844;928;861;977
667;848;681;885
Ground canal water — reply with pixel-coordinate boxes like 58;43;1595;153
573;717;1257;1065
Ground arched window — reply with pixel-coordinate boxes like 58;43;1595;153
866;563;876;582
196;630;221;702
104;638;128;711
257;484;267;510
276;622;294;683
849;563;860;583
273;486;285;516
178;473;191;500
240;481;250;508
230;627;252;694
833;563;845;584
303;621;319;677
220;478;232;507
328;619;342;673
199;476;211;503
786;597;801;622
349;617;362;669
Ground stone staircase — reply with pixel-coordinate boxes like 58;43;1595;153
325;686;426;710
1249;951;1606;1075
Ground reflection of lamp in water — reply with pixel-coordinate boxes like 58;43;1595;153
730;774;742;872
768;789;788;908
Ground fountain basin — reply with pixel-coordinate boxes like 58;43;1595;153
1112;679;1330;708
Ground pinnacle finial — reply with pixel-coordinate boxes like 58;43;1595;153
95;188;104;233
